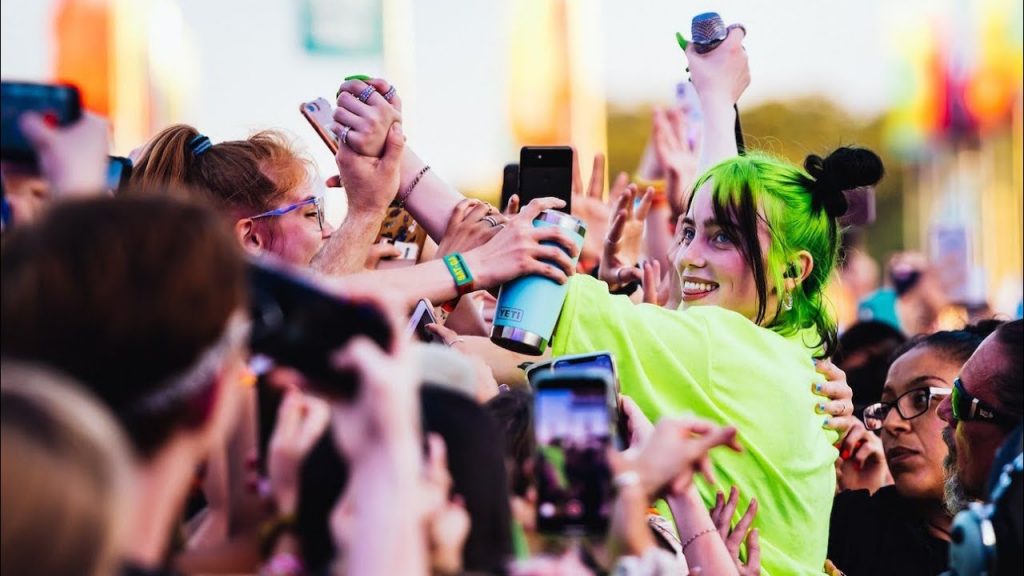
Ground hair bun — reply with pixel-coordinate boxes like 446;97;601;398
804;147;884;218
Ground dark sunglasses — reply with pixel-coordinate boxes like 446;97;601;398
951;377;1019;427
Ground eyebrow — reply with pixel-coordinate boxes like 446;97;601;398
881;374;950;398
681;217;719;228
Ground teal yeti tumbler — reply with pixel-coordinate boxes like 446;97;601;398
490;210;586;355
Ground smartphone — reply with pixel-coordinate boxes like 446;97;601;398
675;81;703;150
375;204;427;265
500;163;519;212
533;369;618;536
527;351;617;389
300;98;340;155
106;156;133;195
248;258;393;400
840;186;876;227
406;298;440;343
518;146;572;213
1;82;82;164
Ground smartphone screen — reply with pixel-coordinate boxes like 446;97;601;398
1;82;82;164
533;370;616;536
518;146;572;213
406;298;439;343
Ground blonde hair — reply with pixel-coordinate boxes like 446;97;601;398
1;362;134;576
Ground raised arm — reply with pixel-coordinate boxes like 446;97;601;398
682;25;749;172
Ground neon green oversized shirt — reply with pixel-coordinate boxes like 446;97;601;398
551;275;838;575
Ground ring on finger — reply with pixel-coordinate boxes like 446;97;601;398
482;215;500;227
605;235;622;246
358;85;377;103
446;337;466;348
340;125;352;147
382;85;397;102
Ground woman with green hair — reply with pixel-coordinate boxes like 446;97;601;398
430;27;881;575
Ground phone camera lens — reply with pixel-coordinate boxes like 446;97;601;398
538;154;543;159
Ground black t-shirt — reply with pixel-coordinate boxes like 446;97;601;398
828;486;949;576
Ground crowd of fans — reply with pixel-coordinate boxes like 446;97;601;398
2;19;1021;576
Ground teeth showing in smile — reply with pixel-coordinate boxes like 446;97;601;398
683;281;717;293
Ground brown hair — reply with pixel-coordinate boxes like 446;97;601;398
0;195;247;458
129;124;311;221
2;362;133;576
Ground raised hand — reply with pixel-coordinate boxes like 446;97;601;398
652;106;700;216
598;184;653;290
570;152;629;269
19;111;110;197
710;486;761;576
333;77;402;158
267;389;330;515
629;417;742;498
330;122;405;215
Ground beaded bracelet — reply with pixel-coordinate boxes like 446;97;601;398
681;526;718;552
397;165;431;208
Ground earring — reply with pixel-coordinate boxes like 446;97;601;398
783;290;794;311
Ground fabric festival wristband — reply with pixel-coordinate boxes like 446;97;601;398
443;253;475;297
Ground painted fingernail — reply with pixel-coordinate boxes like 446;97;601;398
815;402;826;414
815;383;823;393
840;448;851;460
345;74;372;81
822;417;832;428
675;32;689;51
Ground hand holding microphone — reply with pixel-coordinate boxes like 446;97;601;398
677;12;749;154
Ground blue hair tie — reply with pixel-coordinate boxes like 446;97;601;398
188;134;213;156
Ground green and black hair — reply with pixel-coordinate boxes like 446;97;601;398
687;147;884;357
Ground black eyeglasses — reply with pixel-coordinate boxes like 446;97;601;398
950;377;1019;427
863;386;952;431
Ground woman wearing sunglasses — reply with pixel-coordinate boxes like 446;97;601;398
827;320;1004;576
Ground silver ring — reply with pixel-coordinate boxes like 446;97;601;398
340;125;352;147
446;338;465;348
357;85;377;103
616;268;624;284
382;86;397;102
482;215;500;227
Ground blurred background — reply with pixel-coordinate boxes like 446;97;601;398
2;0;1021;317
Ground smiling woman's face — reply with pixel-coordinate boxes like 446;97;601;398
880;345;958;501
673;184;773;321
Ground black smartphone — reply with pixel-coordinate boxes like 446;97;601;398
406;298;439;343
106;156;133;195
527;351;617;390
518;146;572;213
248;259;393;400
1;82;82;165
500;163;519;212
533;369;618;536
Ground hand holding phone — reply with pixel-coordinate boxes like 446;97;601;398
248;258;393;400
518;146;573;214
406;298;440;343
1;82;82;165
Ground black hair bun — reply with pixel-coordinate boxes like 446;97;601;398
804;147;884;218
